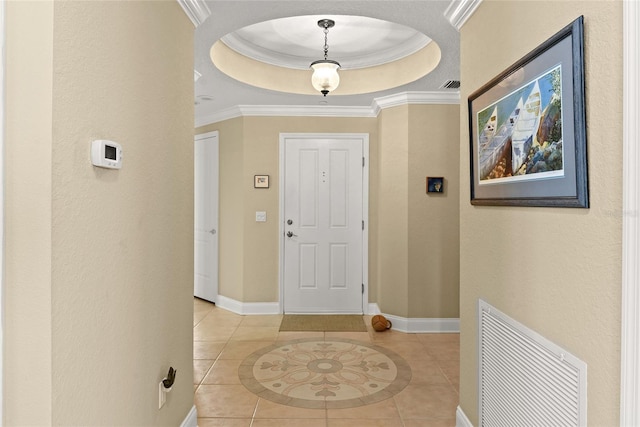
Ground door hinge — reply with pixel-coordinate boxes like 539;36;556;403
362;157;365;167
362;283;364;294
362;220;365;230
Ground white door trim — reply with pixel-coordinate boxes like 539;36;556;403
278;133;369;314
1;0;6;418
621;0;640;424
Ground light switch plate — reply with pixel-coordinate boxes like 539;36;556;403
256;211;267;222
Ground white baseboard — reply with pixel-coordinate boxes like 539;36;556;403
216;295;280;315
383;314;460;333
367;303;459;333
367;303;381;315
180;405;197;427
214;298;459;333
456;406;474;427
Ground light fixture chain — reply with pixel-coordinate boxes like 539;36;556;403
323;25;329;60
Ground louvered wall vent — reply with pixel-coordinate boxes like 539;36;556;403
479;300;587;427
440;79;460;89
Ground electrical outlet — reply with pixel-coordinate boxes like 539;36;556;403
159;381;166;409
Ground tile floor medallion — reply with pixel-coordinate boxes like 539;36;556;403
239;338;412;409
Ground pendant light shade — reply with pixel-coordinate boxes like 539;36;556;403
310;19;340;96
310;59;341;96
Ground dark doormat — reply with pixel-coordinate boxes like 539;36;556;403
279;315;367;332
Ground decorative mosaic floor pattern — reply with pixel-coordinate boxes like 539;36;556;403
239;338;412;409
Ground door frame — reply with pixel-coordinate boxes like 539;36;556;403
0;0;5;418
621;0;640;423
278;133;369;314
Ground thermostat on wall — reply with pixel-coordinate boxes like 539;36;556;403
91;139;122;169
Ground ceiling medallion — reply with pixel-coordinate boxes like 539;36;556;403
310;19;341;96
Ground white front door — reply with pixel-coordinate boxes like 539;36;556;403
194;131;219;302
282;135;365;314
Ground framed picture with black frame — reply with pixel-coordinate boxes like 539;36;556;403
468;16;588;207
427;177;444;193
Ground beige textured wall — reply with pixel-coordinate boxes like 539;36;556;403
197;117;378;304
200;118;245;301
376;105;460;318
5;1;194;425
4;2;54;423
459;2;623;425
408;105;460;318
198;108;459;317
377;107;411;316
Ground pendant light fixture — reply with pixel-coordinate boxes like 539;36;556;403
310;19;340;96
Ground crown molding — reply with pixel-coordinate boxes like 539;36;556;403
196;106;243;128
241;104;376;118
195;91;461;127
444;0;483;31
372;91;460;115
176;0;211;27
195;104;376;128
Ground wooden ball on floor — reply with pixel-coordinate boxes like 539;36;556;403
371;314;392;332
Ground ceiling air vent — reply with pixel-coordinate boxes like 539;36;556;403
441;80;460;89
194;94;215;106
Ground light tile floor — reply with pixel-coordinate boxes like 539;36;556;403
193;298;460;427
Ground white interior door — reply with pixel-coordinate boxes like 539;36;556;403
283;136;364;314
194;131;219;302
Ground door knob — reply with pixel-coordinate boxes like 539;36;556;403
209;229;217;235
287;219;293;225
286;231;298;238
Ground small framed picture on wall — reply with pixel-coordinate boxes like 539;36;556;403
254;175;269;188
427;177;444;193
